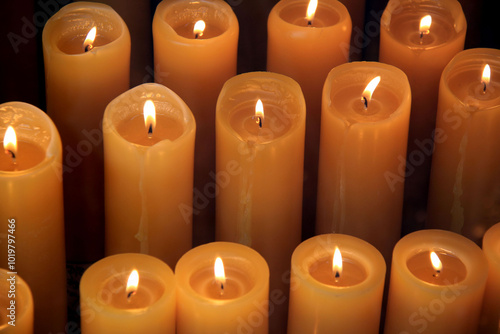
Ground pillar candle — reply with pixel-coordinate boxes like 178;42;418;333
479;222;500;333
316;62;411;262
427;48;500;244
379;0;466;231
0;102;66;334
0;269;33;334
384;229;488;334
42;2;130;262
215;71;305;332
175;242;269;334
80;253;175;333
287;233;386;334
103;83;196;268
267;0;351;231
153;0;239;235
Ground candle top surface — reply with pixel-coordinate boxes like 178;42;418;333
0;140;45;171
309;255;367;287
277;1;342;28
442;49;500;110
43;2;128;56
382;0;466;50
117;114;184;146
190;265;254;300
407;250;467;285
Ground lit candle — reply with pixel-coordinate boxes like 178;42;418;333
42;2;131;262
379;0;466;229
175;242;269;333
215;71;305;332
153;0;239;229
267;0;352;229
479;222;500;332
427;48;500;244
103;83;196;268
0;102;66;333
80;253;175;333
287;234;386;333
316;62;411;263
384;229;488;334
0;269;33;334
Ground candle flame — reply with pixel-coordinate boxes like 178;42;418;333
332;246;343;280
419;15;432;36
126;269;139;299
482;64;491;92
143;100;156;137
361;76;381;108
214;257;226;292
193;20;206;39
430;251;442;272
306;0;318;25
83;26;97;52
255;99;264;128
3;126;17;159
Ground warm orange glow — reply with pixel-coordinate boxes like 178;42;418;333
255;99;264;128
419;15;432;36
214;257;226;288
143;100;156;137
332;247;343;279
482;64;491;91
126;269;139;298
430;251;442;272
361;76;381;108
306;0;318;24
3;126;17;158
193;20;206;38
83;26;97;51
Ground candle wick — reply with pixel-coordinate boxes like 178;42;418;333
148;124;153;138
362;96;368;110
85;44;94;52
5;149;16;164
127;290;136;301
257;116;263;128
482;82;487;94
220;282;224;296
307;20;312;26
334;270;340;282
195;33;200;39
433;270;441;278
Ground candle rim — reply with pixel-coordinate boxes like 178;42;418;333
269;0;351;31
42;2;130;56
441;48;500;112
482;222;500;267
103;83;196;149
0;102;61;176
0;269;33;329
80;253;175;315
153;0;239;44
380;0;466;51
323;62;411;126
292;234;386;295
175;242;269;306
216;71;306;145
392;229;488;291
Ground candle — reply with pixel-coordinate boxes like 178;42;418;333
384;229;488;334
379;0;466;230
0;269;33;334
80;253;175;333
287;234;386;334
42;2;131;262
153;0;239;231
0;102;66;334
103;83;196;268
267;0;351;228
175;242;269;334
479;222;500;333
215;71;305;332
427;48;500;244
316;62;411;263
